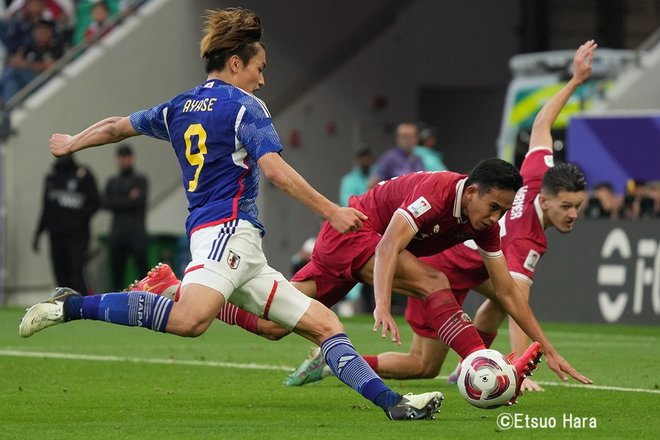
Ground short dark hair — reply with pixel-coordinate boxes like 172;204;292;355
541;163;586;195
465;158;522;195
116;144;133;156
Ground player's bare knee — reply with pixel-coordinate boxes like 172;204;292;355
259;321;290;341
178;316;212;337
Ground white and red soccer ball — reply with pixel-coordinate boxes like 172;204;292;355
457;349;517;409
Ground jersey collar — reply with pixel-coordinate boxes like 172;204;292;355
533;194;546;230
454;177;468;223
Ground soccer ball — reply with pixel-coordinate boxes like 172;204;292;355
456;349;517;409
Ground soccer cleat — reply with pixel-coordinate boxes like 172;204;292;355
283;347;326;387
386;392;444;420
507;341;543;405
127;262;180;300
446;361;461;384
19;287;81;338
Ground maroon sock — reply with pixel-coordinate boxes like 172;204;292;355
477;329;497;348
363;355;379;371
217;303;259;335
423;289;485;358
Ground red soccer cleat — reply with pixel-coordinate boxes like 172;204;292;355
507;341;543;405
127;263;181;300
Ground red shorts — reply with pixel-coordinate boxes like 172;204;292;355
404;289;469;338
291;220;381;307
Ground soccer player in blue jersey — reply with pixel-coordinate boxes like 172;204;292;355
19;8;443;420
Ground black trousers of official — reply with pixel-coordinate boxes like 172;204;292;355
109;233;148;291
49;236;89;295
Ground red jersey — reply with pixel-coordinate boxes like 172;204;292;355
421;148;552;287
351;171;502;258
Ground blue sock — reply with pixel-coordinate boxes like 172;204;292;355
63;292;173;332
321;333;401;410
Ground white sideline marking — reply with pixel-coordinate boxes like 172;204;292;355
0;349;292;372
437;375;660;395
2;349;660;395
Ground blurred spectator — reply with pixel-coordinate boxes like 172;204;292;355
414;126;447;171
584;182;622;219
339;143;373;207
369;122;424;186
33;154;100;295
73;0;121;45
644;181;660;218
0;19;63;102
0;0;50;54
622;179;657;219
104;144;149;289
83;0;111;43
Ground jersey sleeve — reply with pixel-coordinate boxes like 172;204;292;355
235;95;283;160
502;236;545;285
474;223;503;258
520;147;554;190
129;101;171;141
395;177;444;233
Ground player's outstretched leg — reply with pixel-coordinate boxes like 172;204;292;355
448;329;497;384
19;287;175;338
508;341;543;404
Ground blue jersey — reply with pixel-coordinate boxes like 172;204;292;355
129;79;283;236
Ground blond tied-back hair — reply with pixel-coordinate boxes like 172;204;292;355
200;8;264;73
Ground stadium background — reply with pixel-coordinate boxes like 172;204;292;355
0;0;658;329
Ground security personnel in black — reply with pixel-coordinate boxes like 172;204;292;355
105;144;149;289
33;155;100;295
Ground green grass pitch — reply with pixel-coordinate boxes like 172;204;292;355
1;308;658;439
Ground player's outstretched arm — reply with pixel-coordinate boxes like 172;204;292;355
49;117;139;156
372;213;417;345
258;152;367;234
483;255;592;384
528;40;596;151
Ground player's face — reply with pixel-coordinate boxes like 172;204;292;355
540;190;585;233
464;185;515;231
235;45;266;93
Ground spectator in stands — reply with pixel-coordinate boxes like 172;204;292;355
368;122;424;187
584;182;622;219
644;181;660;218
0;0;49;54
33;154;100;295
83;1;111;43
104;144;149;290
622;179;657;220
338;143;373;207
0;19;63;102
414;126;447;171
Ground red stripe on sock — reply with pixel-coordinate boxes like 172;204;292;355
262;280;278;321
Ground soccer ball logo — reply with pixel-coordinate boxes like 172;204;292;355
457;349;517;409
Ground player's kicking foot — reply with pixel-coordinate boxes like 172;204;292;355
508;341;543;405
127;262;180;300
19;287;80;338
283;347;328;386
385;392;444;420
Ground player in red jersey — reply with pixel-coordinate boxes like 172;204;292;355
285;40;595;391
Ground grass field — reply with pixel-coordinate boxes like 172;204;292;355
1;308;659;439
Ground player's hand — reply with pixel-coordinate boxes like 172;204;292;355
328;206;368;234
573;40;597;83
544;349;593;384
520;377;545;392
49;133;75;157
373;307;401;345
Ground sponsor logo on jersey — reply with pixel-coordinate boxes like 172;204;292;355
509;185;529;220
227;250;241;270
408;196;432;218
524;249;541;271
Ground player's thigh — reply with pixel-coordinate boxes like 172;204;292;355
233;265;313;332
359;250;449;297
290;278;317;298
169;282;226;327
